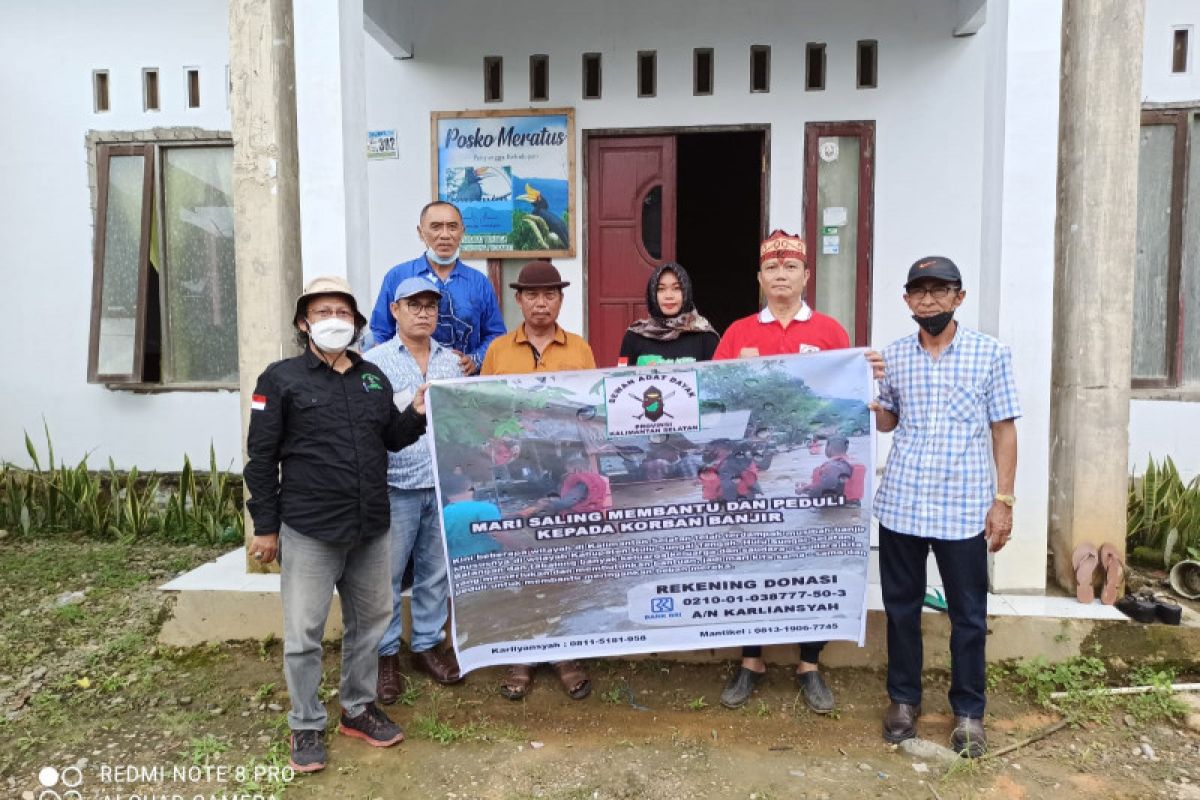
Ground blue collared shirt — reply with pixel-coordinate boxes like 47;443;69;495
363;338;462;489
368;255;506;369
873;325;1021;540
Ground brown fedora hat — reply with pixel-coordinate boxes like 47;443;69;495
510;260;570;290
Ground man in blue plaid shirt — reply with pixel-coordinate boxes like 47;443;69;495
365;277;468;701
872;256;1019;758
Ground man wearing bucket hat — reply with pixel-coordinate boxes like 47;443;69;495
369;201;506;374
713;230;884;716
480;260;596;701
364;277;467;700
872;256;1020;757
245;276;430;773
480;260;596;375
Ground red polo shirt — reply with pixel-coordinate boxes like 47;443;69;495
713;304;850;360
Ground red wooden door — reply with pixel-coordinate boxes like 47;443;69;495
586;136;677;367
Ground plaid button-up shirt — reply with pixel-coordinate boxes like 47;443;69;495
363;338;462;490
873;325;1021;540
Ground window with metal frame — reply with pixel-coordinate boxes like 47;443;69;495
88;140;238;388
1133;108;1200;391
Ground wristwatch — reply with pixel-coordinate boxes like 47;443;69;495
994;494;1016;507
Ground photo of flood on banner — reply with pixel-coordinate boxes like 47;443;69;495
426;350;875;672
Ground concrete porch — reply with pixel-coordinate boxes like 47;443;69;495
157;548;1200;668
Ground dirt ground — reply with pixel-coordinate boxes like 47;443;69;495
3;539;1200;800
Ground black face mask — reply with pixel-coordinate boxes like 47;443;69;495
913;311;954;337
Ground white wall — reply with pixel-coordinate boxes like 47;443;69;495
1143;0;1200;103
0;1;241;471
362;0;989;341
1127;0;1200;480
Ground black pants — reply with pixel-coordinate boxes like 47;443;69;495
741;641;825;664
879;524;988;718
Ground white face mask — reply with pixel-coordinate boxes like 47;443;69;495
425;246;460;266
307;317;356;352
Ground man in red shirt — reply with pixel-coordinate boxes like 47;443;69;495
714;230;850;359
713;229;883;715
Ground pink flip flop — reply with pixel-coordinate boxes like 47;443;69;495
1098;544;1125;605
1071;543;1099;604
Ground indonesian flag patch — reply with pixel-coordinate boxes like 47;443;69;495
251;394;268;411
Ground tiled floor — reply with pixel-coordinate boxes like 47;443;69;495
162;548;1127;621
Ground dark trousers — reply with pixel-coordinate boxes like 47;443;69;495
879;524;988;718
742;641;825;665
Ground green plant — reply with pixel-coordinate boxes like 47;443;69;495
184;734;229;764
686;695;709;711
1124;666;1188;723
0;427;242;546
1128;456;1200;566
254;682;277;701
600;685;623;705
1014;655;1109;712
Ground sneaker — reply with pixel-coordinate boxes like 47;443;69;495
796;670;835;713
338;702;405;747
289;729;326;773
720;667;766;709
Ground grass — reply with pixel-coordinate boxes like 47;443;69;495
686;695;709;711
184;733;230;764
1013;655;1188;724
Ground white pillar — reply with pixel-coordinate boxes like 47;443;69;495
977;0;1063;593
1049;0;1145;591
293;0;371;300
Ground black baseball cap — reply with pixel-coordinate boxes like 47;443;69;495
905;256;962;289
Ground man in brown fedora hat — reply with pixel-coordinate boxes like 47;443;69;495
479;260;595;701
244;276;429;773
480;260;596;375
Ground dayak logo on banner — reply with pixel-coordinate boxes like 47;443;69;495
604;371;701;437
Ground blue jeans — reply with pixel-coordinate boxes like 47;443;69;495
378;487;450;656
879;525;988;718
279;523;391;730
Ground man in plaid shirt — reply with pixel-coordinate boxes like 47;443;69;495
872;256;1020;758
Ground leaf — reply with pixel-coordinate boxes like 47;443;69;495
75;677;91;689
1165;528;1179;567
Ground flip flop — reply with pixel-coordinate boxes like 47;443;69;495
922;587;948;612
499;663;535;700
1071;543;1099;604
1098;544;1125;606
551;660;592;700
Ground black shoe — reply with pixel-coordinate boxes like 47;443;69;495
1115;593;1157;623
338;702;405;747
1155;597;1183;625
796;670;835;713
950;716;987;758
719;667;765;709
289;729;326;773
882;702;921;743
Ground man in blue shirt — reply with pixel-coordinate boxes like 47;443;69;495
369;201;506;374
872;256;1020;759
364;277;467;701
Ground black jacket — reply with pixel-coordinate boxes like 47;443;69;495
245;349;426;544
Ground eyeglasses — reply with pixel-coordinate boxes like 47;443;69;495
906;285;960;300
308;306;356;321
404;300;440;316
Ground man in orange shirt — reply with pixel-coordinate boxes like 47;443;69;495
480;261;595;375
480;260;595;703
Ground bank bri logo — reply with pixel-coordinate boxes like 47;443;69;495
650;597;674;614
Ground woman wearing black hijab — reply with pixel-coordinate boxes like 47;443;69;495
618;262;719;366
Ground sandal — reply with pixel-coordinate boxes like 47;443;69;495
499;663;535;700
551;660;592;700
1071;543;1099;604
1098;543;1125;605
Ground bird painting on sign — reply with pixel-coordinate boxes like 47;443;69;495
516;182;570;250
